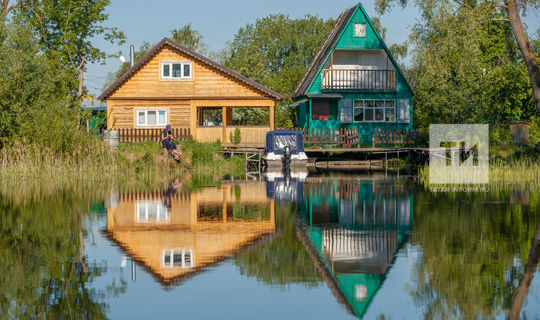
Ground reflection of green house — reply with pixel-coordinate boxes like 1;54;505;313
292;2;413;144
298;178;412;318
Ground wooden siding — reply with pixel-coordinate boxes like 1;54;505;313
109;47;267;99
107;99;191;129
224;126;271;144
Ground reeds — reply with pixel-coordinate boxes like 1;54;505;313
0;139;245;200
419;158;540;189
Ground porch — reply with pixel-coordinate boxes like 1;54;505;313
194;105;274;147
321;49;397;91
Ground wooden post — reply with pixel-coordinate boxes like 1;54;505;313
270;104;275;130
222;106;227;144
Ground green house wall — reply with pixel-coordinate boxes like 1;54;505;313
297;3;414;144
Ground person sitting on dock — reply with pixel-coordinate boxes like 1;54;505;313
161;124;181;162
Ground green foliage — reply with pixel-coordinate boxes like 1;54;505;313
222;14;335;99
170;23;208;54
0;21;84;152
22;0;125;93
230;127;242;145
375;0;538;135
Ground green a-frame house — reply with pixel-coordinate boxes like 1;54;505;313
292;2;413;144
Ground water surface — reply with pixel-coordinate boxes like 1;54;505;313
1;173;539;319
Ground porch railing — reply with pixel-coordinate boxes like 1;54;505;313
321;69;396;90
303;128;360;148
372;128;417;147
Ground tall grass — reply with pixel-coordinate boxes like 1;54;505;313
0;137;246;199
419;158;540;189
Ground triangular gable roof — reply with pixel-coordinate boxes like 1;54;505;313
98;38;283;101
292;3;413;98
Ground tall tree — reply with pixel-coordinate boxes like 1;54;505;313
375;0;540;115
221;14;335;127
21;0;125;96
170;23;207;55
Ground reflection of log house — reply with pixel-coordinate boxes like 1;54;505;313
299;178;412;318
105;181;275;286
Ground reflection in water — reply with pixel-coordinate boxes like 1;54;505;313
297;176;413;318
104;181;276;286
1;174;539;319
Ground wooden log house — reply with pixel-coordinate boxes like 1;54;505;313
98;38;283;146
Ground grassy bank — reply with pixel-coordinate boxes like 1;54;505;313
0;137;244;197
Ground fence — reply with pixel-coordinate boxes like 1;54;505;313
115;128;191;143
372;128;417;147
303;128;360;148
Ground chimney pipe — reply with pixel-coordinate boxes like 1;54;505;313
129;45;135;68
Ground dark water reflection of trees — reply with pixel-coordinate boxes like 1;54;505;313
410;188;540;319
0;194;125;319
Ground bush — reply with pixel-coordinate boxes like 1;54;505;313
229;127;241;145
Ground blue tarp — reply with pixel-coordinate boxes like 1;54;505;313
266;179;304;203
264;130;304;155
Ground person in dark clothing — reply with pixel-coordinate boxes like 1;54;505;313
161;124;181;161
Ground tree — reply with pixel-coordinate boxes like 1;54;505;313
170;23;207;55
221;14;335;127
375;0;540;115
21;0;125;96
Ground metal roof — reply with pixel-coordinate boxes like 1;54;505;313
98;38;283;101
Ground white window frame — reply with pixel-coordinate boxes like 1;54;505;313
353;99;395;123
136;200;169;223
161;62;192;79
162;249;194;268
136;109;167;127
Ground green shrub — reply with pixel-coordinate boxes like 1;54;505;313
229;127;242;145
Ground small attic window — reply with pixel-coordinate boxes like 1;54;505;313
354;23;367;37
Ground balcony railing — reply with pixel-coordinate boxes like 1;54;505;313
321;69;396;90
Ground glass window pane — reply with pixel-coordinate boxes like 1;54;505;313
353;100;363;108
164;252;171;264
185;252;191;264
172;63;181;77
183;64;191;77
173;253;182;267
158;111;166;125
385;108;395;122
147;204;157;219
137;205;145;221
385;100;395;108
365;100;374;108
163;64;170;77
375;109;384;121
147;111;157;125
365;109;373;121
354;107;363;122
138;111;145;125
375;100;385;108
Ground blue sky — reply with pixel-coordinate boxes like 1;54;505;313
85;0;540;96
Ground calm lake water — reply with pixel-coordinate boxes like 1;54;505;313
1;172;539;319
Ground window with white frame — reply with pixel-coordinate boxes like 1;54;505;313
161;62;192;79
162;249;194;268
136;200;169;223
136;110;167;126
353;99;395;122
